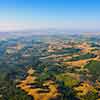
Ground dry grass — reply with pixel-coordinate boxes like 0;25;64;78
17;68;60;100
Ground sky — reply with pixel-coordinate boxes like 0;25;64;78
0;0;100;31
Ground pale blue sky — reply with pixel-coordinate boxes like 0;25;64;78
0;0;100;31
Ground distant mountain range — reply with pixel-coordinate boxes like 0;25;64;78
0;29;100;40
